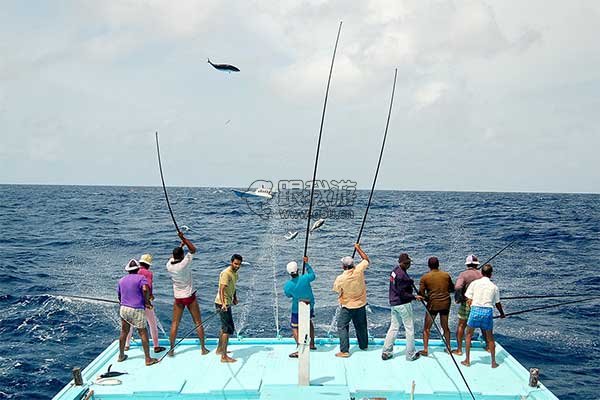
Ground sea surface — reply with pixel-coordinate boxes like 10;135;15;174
0;185;599;399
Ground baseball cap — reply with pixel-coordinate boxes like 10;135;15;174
465;254;480;265
286;261;298;274
340;256;354;267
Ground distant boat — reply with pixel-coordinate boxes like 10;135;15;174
232;186;273;199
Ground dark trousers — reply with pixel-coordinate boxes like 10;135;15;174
338;305;368;353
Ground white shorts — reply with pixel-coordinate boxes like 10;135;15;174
120;306;146;329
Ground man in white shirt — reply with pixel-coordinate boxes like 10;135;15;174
166;231;209;356
461;263;505;368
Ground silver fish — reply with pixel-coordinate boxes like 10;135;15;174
285;231;299;240
310;218;325;232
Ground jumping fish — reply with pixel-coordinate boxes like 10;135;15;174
285;231;299;240
208;58;240;72
99;364;127;379
310;218;325;232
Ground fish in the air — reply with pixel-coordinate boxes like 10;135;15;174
310;218;325;233
99;364;128;379
208;58;240;72
285;231;299;240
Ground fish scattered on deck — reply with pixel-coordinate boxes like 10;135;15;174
99;364;127;379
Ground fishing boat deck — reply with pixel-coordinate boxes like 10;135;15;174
53;337;558;400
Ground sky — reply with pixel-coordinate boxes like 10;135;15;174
1;0;599;193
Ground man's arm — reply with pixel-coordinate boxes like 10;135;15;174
178;231;197;254
354;243;369;263
233;290;238;305
418;276;426;298
218;284;228;310
496;302;505;318
142;284;152;309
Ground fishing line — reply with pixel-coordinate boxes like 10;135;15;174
412;283;476;400
494;296;600;319
155;131;180;233
302;21;342;274
478;228;532;268
352;68;397;257
158;311;220;362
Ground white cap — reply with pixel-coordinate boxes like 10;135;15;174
465;254;480;265
125;259;140;271
340;256;354;267
286;261;298;274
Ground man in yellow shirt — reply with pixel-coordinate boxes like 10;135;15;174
332;243;370;357
215;254;242;363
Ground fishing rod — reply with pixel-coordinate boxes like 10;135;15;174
58;294;119;304
411;283;476;400
158;311;221;362
352;68;398;258
502;293;591;301
478;229;531;268
155;131;181;233
493;296;600;319
302;21;343;275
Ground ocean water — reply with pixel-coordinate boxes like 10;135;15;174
0;185;598;399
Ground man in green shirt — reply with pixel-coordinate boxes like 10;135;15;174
215;254;242;363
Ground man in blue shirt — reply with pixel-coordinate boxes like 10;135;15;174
284;256;316;358
381;253;423;361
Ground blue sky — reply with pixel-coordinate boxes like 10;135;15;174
1;1;599;192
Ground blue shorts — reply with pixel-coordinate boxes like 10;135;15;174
467;306;493;331
290;309;315;328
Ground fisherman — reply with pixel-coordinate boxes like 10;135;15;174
125;254;166;354
418;256;454;356
117;259;158;366
215;254;243;363
166;231;209;357
381;253;424;361
461;263;505;368
452;254;483;355
284;256;316;358
333;243;370;358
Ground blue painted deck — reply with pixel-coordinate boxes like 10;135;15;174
53;337;559;400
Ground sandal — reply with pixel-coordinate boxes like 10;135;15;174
154;346;166;353
288;352;299;358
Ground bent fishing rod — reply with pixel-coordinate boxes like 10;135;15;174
352;68;398;258
412;283;476;400
302;21;342;274
155;131;181;234
158;311;221;362
494;295;600;319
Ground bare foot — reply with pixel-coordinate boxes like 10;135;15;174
221;355;237;363
485;347;492;353
201;347;210;355
461;360;470;367
335;352;350;358
167;349;175;357
491;362;499;368
451;349;463;355
117;354;128;362
419;350;428;357
124;346;130;351
145;358;159;366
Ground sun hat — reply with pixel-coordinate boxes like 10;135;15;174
125;259;140;272
340;256;354;267
139;254;153;266
465;254;480;265
286;261;298;274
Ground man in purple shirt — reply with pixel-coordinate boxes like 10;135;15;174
452;254;483;355
381;253;424;361
117;259;158;366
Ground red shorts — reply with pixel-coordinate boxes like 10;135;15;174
174;292;197;306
